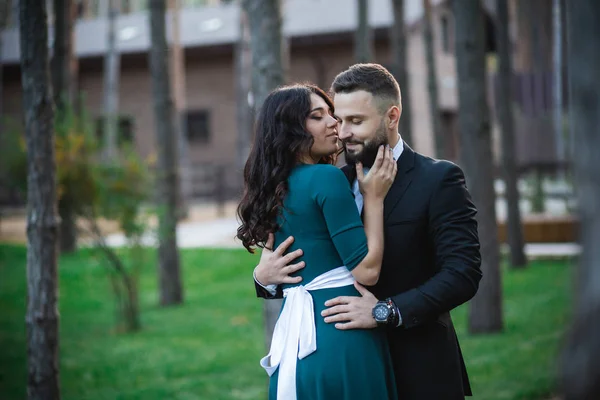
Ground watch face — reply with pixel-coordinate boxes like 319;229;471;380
373;304;390;322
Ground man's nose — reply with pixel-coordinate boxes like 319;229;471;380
338;123;351;140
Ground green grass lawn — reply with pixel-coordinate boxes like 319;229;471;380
0;244;571;400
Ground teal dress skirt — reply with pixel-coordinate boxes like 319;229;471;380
265;164;397;400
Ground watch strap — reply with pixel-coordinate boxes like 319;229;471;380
383;298;399;327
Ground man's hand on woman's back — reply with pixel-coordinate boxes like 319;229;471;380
254;233;305;287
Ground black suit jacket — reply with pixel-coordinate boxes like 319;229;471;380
255;144;482;399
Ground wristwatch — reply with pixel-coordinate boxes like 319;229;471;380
372;298;398;325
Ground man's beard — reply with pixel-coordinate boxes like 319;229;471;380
343;120;388;168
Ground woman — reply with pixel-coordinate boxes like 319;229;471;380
237;84;397;400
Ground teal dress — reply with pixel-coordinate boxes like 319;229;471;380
268;164;397;400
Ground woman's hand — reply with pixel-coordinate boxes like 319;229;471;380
357;145;398;201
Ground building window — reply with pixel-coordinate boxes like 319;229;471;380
440;13;453;54
95;115;135;147
186;110;211;144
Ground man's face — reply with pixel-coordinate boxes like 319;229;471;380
334;90;388;167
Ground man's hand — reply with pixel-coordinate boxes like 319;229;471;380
357;145;397;200
255;233;305;286
321;282;378;330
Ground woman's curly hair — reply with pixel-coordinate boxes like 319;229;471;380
236;83;338;253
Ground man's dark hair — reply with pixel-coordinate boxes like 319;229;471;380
331;63;401;113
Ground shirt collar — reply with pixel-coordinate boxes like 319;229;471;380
392;134;404;161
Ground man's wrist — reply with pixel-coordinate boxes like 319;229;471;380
386;298;400;327
253;266;277;295
381;298;403;327
372;298;400;326
253;265;270;286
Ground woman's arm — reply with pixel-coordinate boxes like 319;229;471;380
350;146;396;285
313;146;396;285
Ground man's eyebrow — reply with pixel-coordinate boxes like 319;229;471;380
339;113;367;119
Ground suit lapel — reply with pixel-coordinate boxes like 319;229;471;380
384;142;415;219
341;164;356;185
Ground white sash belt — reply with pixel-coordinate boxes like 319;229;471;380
259;266;355;400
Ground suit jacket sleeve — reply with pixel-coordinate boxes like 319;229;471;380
391;163;482;329
255;279;284;299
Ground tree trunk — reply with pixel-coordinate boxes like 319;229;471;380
559;2;600;399
57;195;77;253
242;0;286;351
423;0;444;159
235;8;252;172
389;0;413;147
10;0;19;27
19;0;61;398
454;0;503;334
52;0;78;253
148;0;183;306
0;0;9;245
103;0;120;161
0;0;8;131
528;0;548;214
495;0;527;268
168;0;190;218
51;0;76;107
243;0;284;111
552;0;565;171
354;0;373;63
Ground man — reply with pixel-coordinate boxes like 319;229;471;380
254;63;482;399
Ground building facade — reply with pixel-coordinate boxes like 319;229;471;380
1;0;563;199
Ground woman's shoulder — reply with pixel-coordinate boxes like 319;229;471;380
296;163;346;182
299;164;351;197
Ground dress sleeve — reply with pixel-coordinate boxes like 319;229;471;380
311;165;368;271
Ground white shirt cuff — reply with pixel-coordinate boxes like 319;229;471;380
253;266;278;296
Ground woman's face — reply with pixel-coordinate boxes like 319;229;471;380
305;93;339;162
